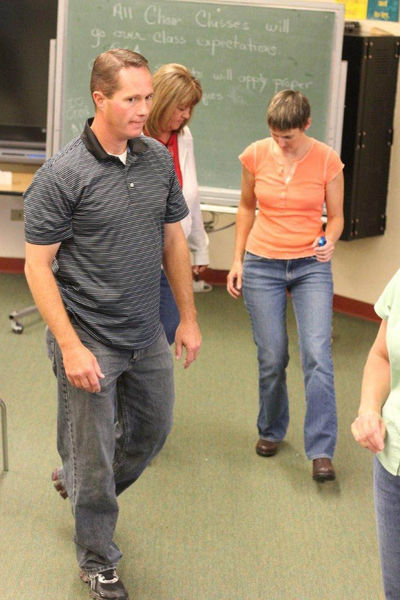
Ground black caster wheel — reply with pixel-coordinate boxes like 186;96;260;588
11;321;23;334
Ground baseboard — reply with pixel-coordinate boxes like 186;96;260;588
332;294;379;322
202;268;380;323
202;268;228;286
0;257;25;274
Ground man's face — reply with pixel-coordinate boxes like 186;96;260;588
98;66;153;140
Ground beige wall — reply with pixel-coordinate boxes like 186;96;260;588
207;18;400;305
332;19;400;303
0;194;25;259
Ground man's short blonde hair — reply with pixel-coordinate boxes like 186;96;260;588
90;48;149;100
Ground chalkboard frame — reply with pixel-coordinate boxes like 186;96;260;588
51;0;345;206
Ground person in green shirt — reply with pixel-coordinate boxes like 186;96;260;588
351;268;400;600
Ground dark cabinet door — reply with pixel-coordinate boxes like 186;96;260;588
341;34;399;240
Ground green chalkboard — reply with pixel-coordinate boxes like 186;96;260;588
54;0;344;194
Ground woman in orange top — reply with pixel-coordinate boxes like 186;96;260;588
227;90;344;482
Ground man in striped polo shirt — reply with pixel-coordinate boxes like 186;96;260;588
24;49;201;600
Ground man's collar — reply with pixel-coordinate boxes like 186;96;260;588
81;118;148;160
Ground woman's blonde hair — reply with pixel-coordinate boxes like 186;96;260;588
146;63;202;137
267;90;310;131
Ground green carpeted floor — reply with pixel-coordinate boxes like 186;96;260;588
0;273;383;599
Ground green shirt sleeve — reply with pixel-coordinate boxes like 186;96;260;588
374;269;400;320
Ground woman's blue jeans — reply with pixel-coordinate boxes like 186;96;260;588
242;253;337;459
47;321;174;574
374;456;400;599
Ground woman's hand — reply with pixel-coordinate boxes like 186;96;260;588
226;165;256;299
312;236;335;262
352;320;390;455
227;261;243;298
351;410;386;454
192;265;207;279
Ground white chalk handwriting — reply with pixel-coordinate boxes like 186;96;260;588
65;97;90;123
265;19;290;34
195;9;250;31
144;5;183;26
152;31;186;45
196;35;277;57
273;78;313;93
91;27;106;48
201;92;224;106
112;3;133;20
113;30;146;41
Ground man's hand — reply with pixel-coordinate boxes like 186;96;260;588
174;320;201;368
351;411;386;454
62;343;105;393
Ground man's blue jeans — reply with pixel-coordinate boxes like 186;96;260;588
160;270;180;345
47;321;174;574
374;456;400;599
242;253;337;459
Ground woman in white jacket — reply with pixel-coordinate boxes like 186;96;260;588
145;63;209;343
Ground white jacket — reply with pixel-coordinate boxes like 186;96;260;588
178;127;209;266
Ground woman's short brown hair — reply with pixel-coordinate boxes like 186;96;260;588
145;63;202;138
267;90;311;131
90;48;149;100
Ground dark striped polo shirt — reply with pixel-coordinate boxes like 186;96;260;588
24;119;189;349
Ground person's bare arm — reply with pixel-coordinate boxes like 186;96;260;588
226;166;257;298
313;171;344;262
351;320;389;453
25;242;104;392
162;223;201;368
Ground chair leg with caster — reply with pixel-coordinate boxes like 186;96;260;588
9;305;38;334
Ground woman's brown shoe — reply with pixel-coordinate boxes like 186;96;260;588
312;458;336;482
256;439;279;457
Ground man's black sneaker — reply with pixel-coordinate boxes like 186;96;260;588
80;568;129;600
